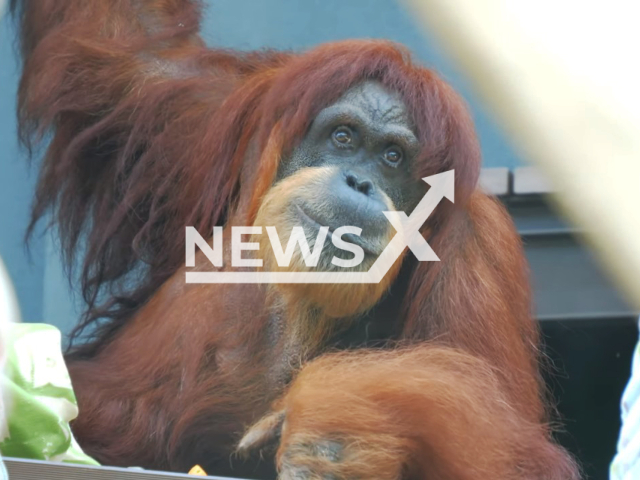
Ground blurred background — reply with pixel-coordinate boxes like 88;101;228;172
0;1;637;478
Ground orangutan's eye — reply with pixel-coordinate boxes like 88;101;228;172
383;146;403;166
332;126;353;146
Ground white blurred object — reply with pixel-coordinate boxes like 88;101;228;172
0;254;21;416
0;256;16;480
0;257;21;326
404;0;640;308
611;317;640;479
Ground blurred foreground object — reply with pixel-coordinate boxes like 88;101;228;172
0;256;18;479
404;0;640;308
0;323;98;466
0;257;21;326
610;317;640;479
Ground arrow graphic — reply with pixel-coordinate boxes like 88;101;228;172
186;170;454;284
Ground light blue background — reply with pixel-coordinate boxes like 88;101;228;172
0;0;523;334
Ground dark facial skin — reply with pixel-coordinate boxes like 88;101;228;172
277;81;427;256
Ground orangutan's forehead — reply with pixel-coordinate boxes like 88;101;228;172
335;81;412;128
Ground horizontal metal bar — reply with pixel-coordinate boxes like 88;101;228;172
537;312;639;323
3;458;245;480
519;227;580;238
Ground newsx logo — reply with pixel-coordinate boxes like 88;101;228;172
186;223;368;270
185;170;454;284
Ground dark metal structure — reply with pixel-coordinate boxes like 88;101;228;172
499;170;637;480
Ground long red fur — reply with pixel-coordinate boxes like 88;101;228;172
268;347;578;480
11;0;579;478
